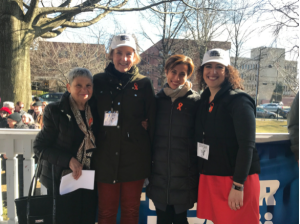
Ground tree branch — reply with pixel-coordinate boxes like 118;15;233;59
38;0;181;16
40;27;67;38
61;10;111;28
24;0;39;23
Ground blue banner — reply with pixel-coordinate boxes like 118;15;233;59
133;140;299;224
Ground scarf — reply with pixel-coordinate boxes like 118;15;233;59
163;81;192;102
62;95;96;176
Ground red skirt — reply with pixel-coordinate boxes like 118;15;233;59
197;174;260;224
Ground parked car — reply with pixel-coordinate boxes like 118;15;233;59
278;108;291;119
256;107;277;119
39;93;63;104
259;103;283;113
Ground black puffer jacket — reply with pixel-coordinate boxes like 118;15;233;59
33;92;98;188
92;63;156;183
195;82;260;184
146;89;200;206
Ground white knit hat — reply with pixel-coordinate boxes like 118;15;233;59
3;101;14;108
201;48;230;66
110;34;136;51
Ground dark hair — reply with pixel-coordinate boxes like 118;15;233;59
197;64;244;90
33;97;40;102
165;55;194;78
16;101;23;106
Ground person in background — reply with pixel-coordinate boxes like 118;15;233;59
0;107;11;128
93;33;156;224
42;101;48;112
28;101;35;114
22;113;40;129
3;101;14;114
287;92;299;165
31;101;43;128
15;101;26;116
146;55;200;224
33;68;97;223
7;113;29;129
195;49;260;224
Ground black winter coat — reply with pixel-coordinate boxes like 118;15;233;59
33;92;98;188
92;63;156;183
195;82;260;184
146;89;200;206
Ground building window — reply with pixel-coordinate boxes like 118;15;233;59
263;83;267;85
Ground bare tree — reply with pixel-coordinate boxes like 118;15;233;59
184;0;229;60
0;0;182;108
138;1;192;91
30;39;106;92
226;0;256;67
255;0;299;58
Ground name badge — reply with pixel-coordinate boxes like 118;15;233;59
197;142;209;160
103;111;119;126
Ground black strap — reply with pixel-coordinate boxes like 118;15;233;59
26;150;56;224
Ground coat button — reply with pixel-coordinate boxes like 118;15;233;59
116;152;119;155
113;180;116;183
117;125;120;128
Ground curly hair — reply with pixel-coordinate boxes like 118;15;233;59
196;65;244;90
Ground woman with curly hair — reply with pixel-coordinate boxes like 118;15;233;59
195;48;260;224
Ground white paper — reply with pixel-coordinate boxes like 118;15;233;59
197;142;210;160
59;170;95;195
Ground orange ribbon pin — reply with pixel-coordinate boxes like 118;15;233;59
177;102;183;111
209;103;214;113
88;117;93;127
134;83;138;90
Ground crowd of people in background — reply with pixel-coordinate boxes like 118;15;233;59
0;98;47;130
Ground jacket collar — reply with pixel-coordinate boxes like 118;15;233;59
157;88;194;99
105;62;140;86
58;91;72;115
58;91;95;115
201;80;232;103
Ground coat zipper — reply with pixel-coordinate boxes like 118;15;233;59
167;102;174;204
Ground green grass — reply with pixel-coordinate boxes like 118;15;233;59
256;119;288;133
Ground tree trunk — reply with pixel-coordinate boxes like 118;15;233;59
0;3;33;110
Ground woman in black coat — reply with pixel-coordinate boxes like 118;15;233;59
146;54;200;224
33;68;97;224
195;49;260;224
92;34;156;224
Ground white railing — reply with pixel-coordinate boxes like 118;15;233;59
0;129;290;224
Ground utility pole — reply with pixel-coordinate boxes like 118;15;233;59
255;47;267;108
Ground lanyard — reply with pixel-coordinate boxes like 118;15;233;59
108;73;135;112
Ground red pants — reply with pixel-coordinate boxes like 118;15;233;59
97;179;144;224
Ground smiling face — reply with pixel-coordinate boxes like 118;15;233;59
112;46;136;73
67;76;93;106
165;64;188;89
203;62;226;91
